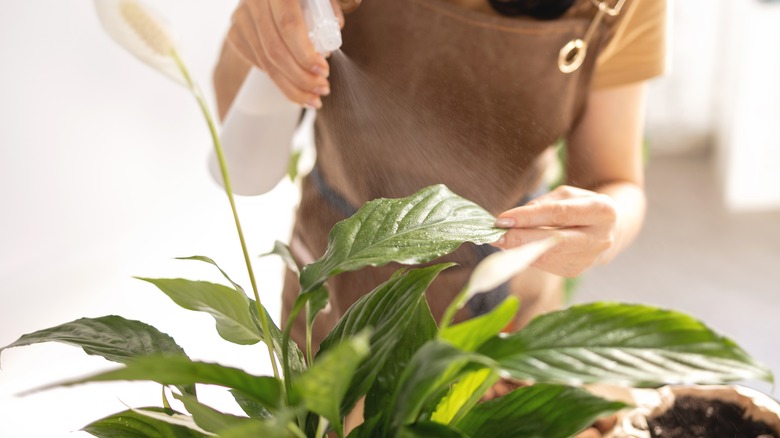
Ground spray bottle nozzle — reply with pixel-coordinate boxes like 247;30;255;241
301;0;343;54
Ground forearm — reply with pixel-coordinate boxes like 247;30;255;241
590;180;646;263
213;39;252;121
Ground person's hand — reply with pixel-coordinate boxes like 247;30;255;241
227;0;346;109
491;185;618;277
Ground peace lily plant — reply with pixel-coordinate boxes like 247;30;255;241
1;1;773;437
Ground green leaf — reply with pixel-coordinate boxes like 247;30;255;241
174;393;251;434
364;299;438;420
455;384;626;438
399;422;469;438
480;302;774;386
0;316;188;364
217;418;295;438
261;241;300;274
82;407;209;438
318;264;453;416
37;356;282;411
138;278;260;345
299;184;503;293
306;286;329;328
287;149;302;182
430;368;499;425
230;389;270;419
176;256;246;293
293;332;371;436
0;316;194;395
248;298;307;376
440;296;519;352
385;341;496;434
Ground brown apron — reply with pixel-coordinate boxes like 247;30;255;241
283;0;630;351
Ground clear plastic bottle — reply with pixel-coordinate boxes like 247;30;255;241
212;0;342;195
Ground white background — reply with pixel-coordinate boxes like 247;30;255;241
1;1;779;437
0;1;296;435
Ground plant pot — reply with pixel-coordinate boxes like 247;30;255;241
600;385;780;438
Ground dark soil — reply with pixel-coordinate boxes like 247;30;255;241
648;395;778;438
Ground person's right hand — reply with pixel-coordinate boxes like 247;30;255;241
227;0;346;109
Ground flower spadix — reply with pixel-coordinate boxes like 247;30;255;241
94;0;186;85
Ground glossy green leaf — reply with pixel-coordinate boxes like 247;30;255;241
0;316;187;364
176;256;246;293
440;296;519;352
82;407;209;438
138;278;260;345
247;298;307;376
0;316;194;396
306;285;329;328
318;264;453;415
294;332;371;436
261;241;300;274
364;299;438;420
174;393;252;434
170;257;302;376
299;184;504;294
399;421;469;438
455;384;626;438
430;368;499;425
37;356;282;411
230;389;270;419
217;418;294;438
480;302;774;386
385;341;496;434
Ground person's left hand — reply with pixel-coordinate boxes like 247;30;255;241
491;185;618;277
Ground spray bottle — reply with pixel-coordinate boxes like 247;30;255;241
213;0;342;195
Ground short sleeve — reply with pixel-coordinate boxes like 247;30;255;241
592;0;668;89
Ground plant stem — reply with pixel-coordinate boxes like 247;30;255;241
171;50;280;380
288;423;308;438
161;386;171;410
439;286;470;332
314;416;328;438
305;304;313;366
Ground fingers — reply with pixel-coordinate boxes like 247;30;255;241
228;0;331;107
496;190;616;229
267;0;330;74
331;0;346;28
492;227;615;277
491;186;619;277
525;185;595;205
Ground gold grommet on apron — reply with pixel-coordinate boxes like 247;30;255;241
558;38;587;74
558;0;625;74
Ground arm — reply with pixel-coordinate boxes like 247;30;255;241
492;82;648;277
215;0;344;115
211;0;344;194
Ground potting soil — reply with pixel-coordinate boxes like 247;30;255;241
647;395;778;438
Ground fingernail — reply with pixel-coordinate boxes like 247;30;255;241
305;98;322;109
311;65;329;78
313;86;330;96
495;218;515;228
495;236;506;246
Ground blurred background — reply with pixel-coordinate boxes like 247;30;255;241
0;1;778;436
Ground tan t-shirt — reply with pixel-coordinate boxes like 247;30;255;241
446;0;667;89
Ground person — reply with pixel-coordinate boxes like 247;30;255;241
213;0;667;350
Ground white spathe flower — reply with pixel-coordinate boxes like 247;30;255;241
464;237;557;299
94;0;187;85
